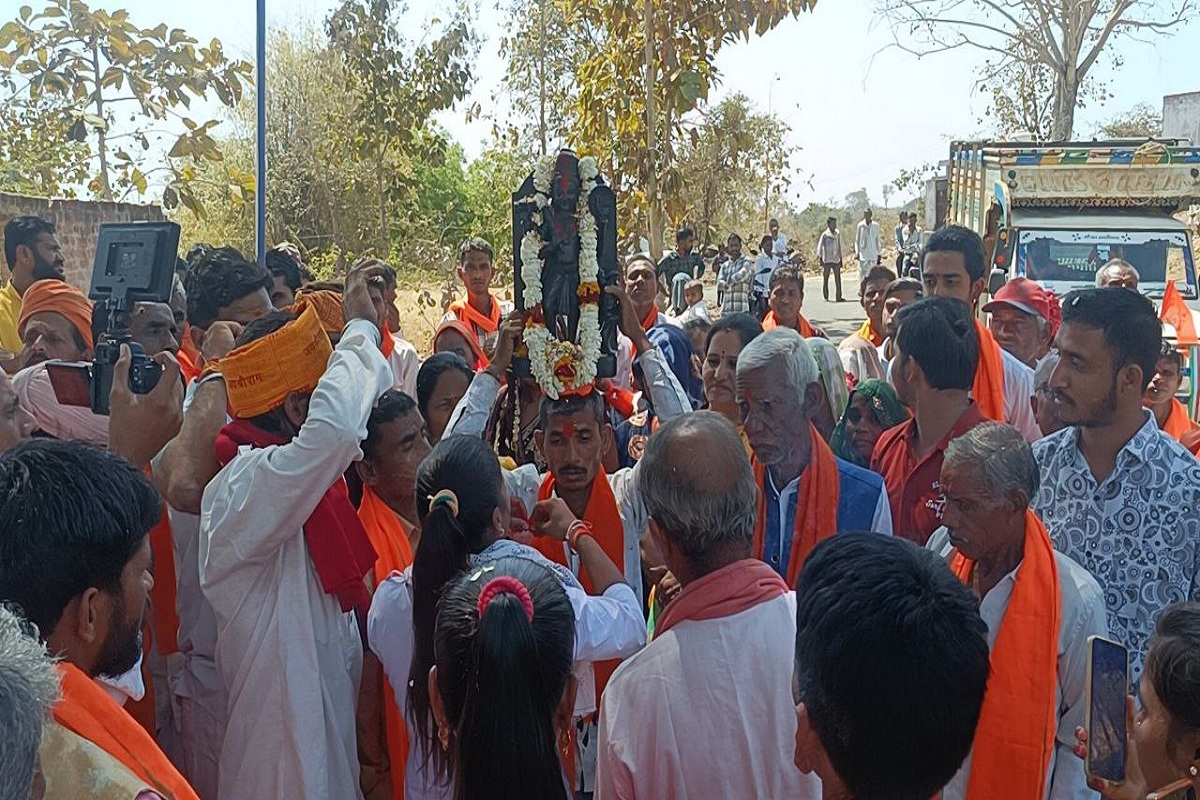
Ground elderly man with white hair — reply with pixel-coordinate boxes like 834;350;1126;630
597;411;819;800
0;603;58;800
927;421;1105;800
1095;258;1139;290
735;327;892;587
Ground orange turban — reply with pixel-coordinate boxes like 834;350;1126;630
214;304;333;418
18;280;94;349
291;289;345;336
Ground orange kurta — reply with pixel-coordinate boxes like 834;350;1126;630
54;662;199;800
950;510;1060;799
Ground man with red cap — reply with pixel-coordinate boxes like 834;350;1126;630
983;277;1054;370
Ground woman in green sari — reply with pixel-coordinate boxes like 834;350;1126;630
830;379;909;468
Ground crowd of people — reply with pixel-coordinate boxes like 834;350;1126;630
0;207;1199;800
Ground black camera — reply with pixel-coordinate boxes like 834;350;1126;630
45;221;180;415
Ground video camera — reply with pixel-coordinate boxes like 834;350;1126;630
45;221;180;415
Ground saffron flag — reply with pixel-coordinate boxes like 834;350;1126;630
1161;280;1198;345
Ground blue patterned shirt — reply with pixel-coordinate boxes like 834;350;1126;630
1032;412;1200;680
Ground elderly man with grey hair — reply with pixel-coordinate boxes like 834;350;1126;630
1032;351;1065;437
597;411;819;800
927;421;1105;800
1095;258;1140;290
0;603;58;800
735;327;891;587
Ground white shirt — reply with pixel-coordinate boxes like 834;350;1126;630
597;592;820;800
444;347;692;601
1000;348;1041;443
368;549;646;800
927;528;1107;800
199;319;393;800
675;300;711;326
772;232;789;255
855;220;881;262
387;335;420;396
816;230;843;265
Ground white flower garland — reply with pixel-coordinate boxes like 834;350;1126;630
520;154;603;399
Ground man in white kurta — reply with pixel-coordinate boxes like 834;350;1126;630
200;306;392;799
596;412;819;800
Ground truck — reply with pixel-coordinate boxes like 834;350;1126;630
930;139;1200;299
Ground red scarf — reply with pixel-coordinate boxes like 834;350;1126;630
950;510;1060;799
973;321;1006;422
54;662;200;800
449;294;501;335
380;325;396;358
536;469;625;697
752;424;840;587
214;419;376;612
762;311;815;338
656;558;787;636
631;306;660;357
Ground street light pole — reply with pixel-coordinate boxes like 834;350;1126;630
255;0;267;265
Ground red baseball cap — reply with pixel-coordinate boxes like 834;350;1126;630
983;277;1051;321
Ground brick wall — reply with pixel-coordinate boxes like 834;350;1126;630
0;192;165;290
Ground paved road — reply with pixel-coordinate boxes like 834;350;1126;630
803;280;865;343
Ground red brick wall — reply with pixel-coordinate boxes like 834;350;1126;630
0;192;165;291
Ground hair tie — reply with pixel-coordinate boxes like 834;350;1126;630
428;489;460;518
476;576;534;623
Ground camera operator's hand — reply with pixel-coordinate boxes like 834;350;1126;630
485;313;525;381
344;260;388;329
109;346;184;469
605;285;653;354
200;322;244;365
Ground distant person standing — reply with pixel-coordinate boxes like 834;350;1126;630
816;217;845;302
898;213;924;277
855;209;882;285
769;218;788;258
717;234;754;316
893;213;907;269
658;227;706;316
752;235;779;320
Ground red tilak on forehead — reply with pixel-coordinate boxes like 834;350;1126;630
549;419;576;437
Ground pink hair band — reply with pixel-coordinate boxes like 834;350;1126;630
476;576;534;622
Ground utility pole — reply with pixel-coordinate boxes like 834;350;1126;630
644;0;662;260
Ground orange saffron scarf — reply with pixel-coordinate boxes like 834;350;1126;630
54;662;200;800
762;311;815;338
950;510;1060;800
358;485;415;796
973;320;1006;423
1160;398;1199;441
856;318;884;347
752;423;840;587
449;294;501;335
535;469;625;697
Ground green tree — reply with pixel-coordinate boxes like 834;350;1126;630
1096;102;1163;138
325;0;477;254
0;0;252;214
562;0;815;256
0;96;89;195
673;93;795;246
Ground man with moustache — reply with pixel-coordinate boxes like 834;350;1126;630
1032;287;1200;680
1;216;66;357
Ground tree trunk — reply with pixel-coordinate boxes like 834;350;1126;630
537;0;547;156
90;38;113;200
643;0;662;260
1052;74;1077;141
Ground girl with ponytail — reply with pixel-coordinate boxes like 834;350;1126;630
431;557;576;800
367;435;645;799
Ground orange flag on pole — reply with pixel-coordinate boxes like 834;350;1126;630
1161;280;1198;345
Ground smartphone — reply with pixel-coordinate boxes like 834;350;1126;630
1085;635;1129;784
44;360;93;409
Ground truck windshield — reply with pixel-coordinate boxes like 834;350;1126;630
1016;229;1191;286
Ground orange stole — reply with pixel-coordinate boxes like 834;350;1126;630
1161;398;1200;441
752;424;840;587
762;311;815;338
950;510;1060;800
358;485;415;796
856;318;883;347
972;321;1006;422
54;662;200;800
535;470;625;697
449;295;501;335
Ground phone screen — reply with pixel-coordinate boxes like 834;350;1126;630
1086;635;1129;784
44;361;93;409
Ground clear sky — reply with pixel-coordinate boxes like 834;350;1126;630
1;0;1197;210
